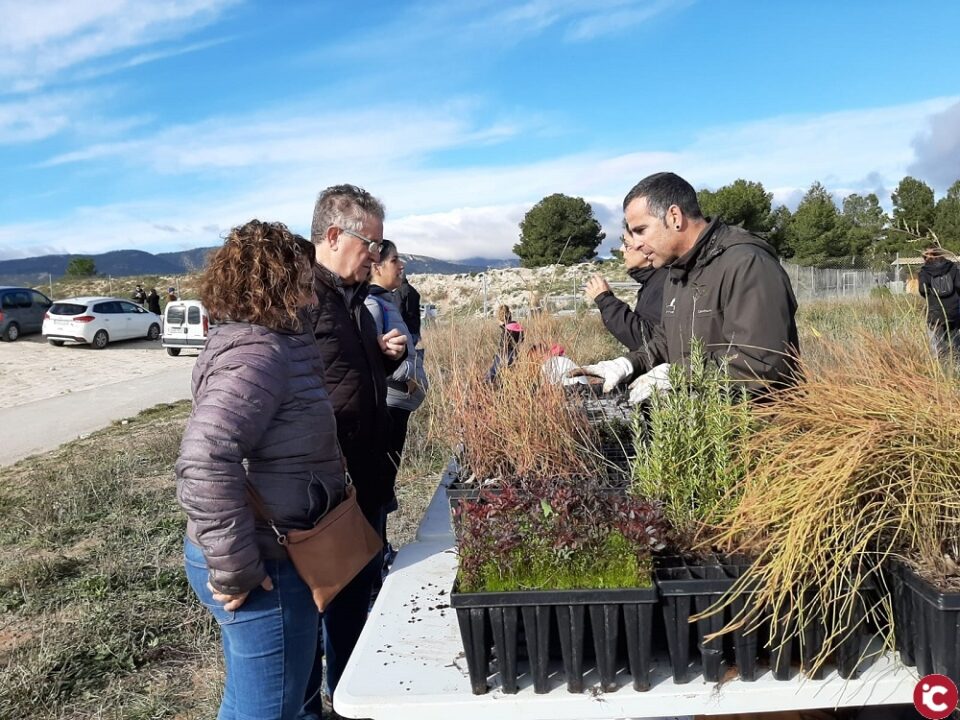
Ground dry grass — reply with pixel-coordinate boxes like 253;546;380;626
0;402;221;720
426;312;622;484
700;316;960;671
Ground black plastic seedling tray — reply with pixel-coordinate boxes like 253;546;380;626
655;553;877;684
653;554;758;684
892;559;960;681
766;584;873;682
451;585;658;695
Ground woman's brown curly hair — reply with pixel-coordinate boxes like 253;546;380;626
201;220;315;331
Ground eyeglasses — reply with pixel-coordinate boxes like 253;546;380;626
340;228;385;255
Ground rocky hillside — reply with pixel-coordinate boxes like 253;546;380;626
408;259;632;317
33;259;635;318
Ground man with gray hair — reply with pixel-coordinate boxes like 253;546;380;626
575;171;799;401
302;184;406;718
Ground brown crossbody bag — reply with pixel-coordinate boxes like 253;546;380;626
245;476;383;612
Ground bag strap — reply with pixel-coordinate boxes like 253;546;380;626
245;471;353;546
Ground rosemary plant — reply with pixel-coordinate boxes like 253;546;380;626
630;339;753;542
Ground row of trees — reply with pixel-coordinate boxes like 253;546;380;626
514;176;960;268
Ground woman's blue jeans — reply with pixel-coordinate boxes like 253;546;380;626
184;539;319;720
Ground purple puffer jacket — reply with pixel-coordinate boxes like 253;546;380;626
176;322;345;595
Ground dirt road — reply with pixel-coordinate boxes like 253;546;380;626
1;334;198;465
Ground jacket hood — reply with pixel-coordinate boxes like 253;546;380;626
209;319;306;339
368;284;396;298
670;218;779;280
924;258;954;276
627;266;658;284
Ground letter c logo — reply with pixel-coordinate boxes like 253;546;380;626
914;674;959;719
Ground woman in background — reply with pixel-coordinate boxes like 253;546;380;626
486;304;524;383
364;240;427;588
176;220;345;720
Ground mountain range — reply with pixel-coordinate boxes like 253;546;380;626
0;247;517;286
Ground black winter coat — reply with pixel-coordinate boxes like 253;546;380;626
176;322;346;595
397;278;422;341
918;258;960;326
625;219;799;395
307;264;403;517
593;266;667;351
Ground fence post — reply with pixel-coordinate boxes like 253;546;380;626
481;273;488;317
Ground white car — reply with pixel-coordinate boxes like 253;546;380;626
43;296;161;349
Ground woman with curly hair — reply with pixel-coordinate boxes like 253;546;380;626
176;220;346;719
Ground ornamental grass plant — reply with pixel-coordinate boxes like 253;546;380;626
439;312;668;593
442;312;622;485
702;320;960;672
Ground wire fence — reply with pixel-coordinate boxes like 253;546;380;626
423;253;933;321
781;253;932;302
781;261;890;303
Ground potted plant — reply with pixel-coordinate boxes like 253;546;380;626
628;341;758;683
444;339;627;530
707;328;960;682
451;477;669;695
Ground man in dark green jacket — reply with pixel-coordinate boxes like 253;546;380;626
577;172;799;401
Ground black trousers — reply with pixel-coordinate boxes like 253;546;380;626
386;406;411;483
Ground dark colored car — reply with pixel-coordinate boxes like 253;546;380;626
0;286;53;341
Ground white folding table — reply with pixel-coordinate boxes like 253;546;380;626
335;468;917;720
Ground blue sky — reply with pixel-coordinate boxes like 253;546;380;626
1;0;959;261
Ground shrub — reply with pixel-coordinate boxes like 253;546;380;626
456;479;669;593
630;340;754;543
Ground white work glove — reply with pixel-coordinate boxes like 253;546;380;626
568;357;634;393
627;363;672;404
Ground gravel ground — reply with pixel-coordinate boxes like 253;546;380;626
0;332;197;409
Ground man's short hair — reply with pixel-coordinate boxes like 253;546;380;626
923;245;945;258
311;184;385;243
623;172;704;224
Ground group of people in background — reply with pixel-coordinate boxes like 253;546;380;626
132;284;178;315
174;185;427;719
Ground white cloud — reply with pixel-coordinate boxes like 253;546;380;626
565;0;691;41
4;96;959;263
323;0;691;63
40;100;523;171
389;204;529;260
0;94;75;144
0;0;237;91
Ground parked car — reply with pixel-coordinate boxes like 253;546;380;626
42;297;161;349
161;299;209;356
0;286;52;341
421;303;438;322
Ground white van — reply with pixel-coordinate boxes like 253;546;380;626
161;300;209;356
